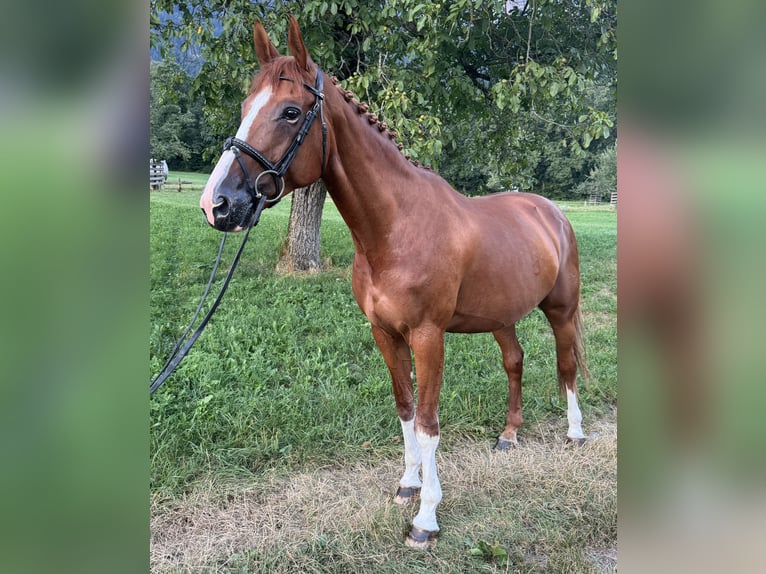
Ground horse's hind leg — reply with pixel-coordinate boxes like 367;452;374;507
540;300;588;444
370;326;421;504
493;325;524;450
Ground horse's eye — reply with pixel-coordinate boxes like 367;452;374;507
283;107;302;123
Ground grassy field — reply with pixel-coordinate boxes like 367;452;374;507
150;172;617;573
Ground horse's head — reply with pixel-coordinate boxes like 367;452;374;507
200;17;326;231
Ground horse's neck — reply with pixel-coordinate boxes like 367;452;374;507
321;87;428;253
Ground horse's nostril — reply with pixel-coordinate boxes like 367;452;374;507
212;196;230;219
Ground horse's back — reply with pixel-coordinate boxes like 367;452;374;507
468;191;569;230
462;191;574;260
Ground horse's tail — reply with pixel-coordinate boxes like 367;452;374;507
558;301;590;396
572;300;591;386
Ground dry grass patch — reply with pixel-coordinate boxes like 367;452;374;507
151;412;615;573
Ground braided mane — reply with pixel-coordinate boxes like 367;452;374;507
328;75;431;170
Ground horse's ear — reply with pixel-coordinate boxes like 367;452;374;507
253;20;280;66
287;15;310;71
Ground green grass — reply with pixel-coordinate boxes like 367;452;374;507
150;175;616;572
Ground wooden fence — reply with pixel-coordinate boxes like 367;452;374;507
585;191;618;208
150;159;168;190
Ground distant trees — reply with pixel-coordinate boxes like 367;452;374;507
150;0;616;197
150;60;212;171
576;144;616;201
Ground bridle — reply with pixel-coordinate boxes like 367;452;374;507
150;68;328;396
223;68;327;206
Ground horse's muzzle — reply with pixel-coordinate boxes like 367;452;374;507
206;189;255;232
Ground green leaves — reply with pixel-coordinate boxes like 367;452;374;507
151;0;615;195
576;144;616;200
465;538;510;566
578;109;614;149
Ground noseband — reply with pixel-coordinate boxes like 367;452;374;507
223;68;326;205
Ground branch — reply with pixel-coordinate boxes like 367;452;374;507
460;61;491;99
462;61;491;82
530;106;572;133
526;0;536;65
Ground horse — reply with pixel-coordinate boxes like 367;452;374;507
200;16;589;549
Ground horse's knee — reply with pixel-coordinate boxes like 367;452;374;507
503;350;523;375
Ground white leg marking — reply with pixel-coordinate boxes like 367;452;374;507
412;431;442;533
566;388;586;439
399;418;422;488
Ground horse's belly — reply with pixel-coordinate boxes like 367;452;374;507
446;298;536;333
448;269;555;333
445;312;507;333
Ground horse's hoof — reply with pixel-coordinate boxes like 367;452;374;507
566;436;588;446
494;437;518;451
393;486;421;505
405;525;439;549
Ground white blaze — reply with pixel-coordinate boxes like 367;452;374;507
200;87;273;222
235;87;273;140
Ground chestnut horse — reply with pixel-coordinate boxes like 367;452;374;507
200;17;589;549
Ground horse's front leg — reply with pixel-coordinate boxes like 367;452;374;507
370;327;421;503
405;326;445;549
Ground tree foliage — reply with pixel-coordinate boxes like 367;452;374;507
575;143;616;200
150;60;213;171
150;0;615;197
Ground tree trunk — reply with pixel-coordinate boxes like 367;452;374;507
276;181;326;274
